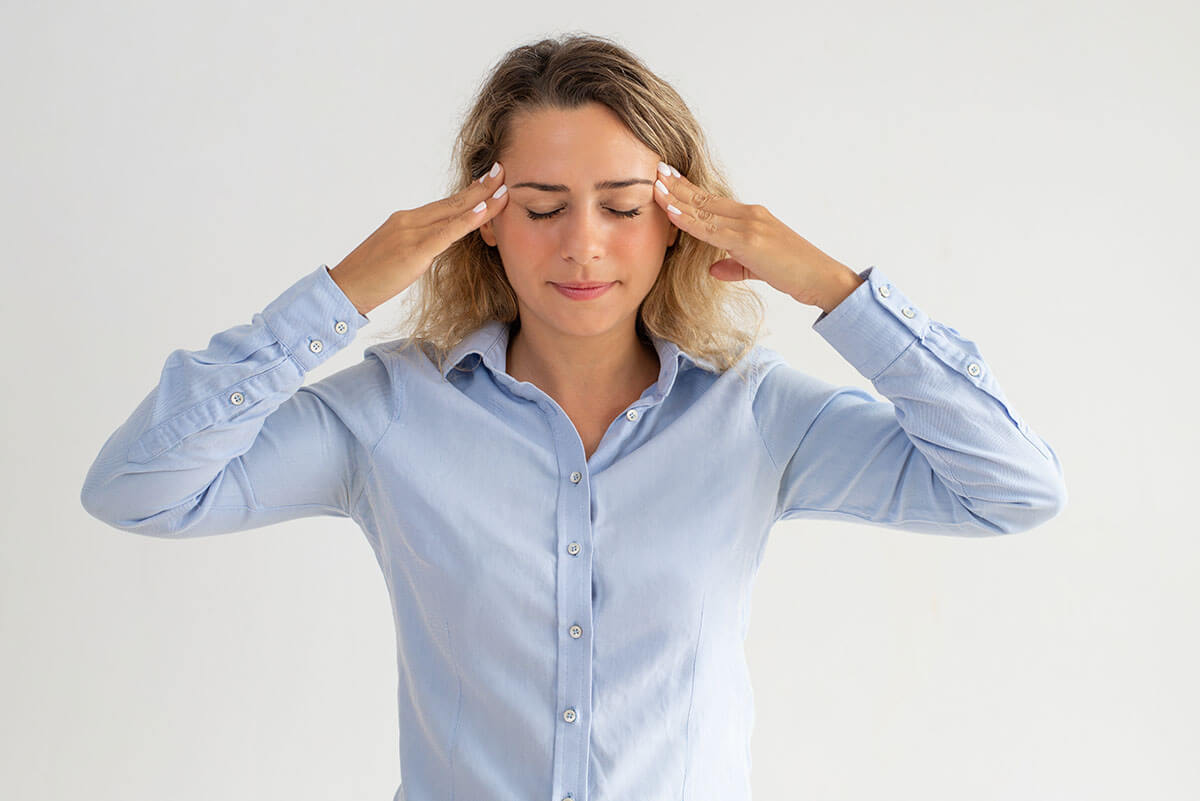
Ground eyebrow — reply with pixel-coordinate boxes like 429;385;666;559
509;178;654;192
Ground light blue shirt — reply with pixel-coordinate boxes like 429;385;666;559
81;262;1067;801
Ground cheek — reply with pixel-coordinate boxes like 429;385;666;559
493;214;541;252
617;224;669;259
502;226;547;256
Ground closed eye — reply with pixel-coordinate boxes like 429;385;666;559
526;207;642;221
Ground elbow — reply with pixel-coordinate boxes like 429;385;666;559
993;472;1069;536
1028;457;1069;531
80;478;138;534
80;471;181;538
1021;440;1069;532
80;472;117;528
956;459;1068;536
1034;472;1069;529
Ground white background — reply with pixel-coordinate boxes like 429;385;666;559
3;1;1196;799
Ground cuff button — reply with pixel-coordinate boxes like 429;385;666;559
309;339;324;354
901;306;915;318
967;362;982;377
878;284;891;298
334;321;348;334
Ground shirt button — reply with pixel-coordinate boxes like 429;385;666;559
878;284;891;298
967;362;982;377
569;625;582;639
309;339;324;353
900;306;915;318
567;542;581;556
229;391;245;405
334;320;348;334
563;708;577;723
625;408;639;422
569;471;582;484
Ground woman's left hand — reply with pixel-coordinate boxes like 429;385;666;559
653;161;863;313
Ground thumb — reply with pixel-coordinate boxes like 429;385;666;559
708;258;751;282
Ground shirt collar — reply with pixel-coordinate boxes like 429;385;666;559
439;319;719;399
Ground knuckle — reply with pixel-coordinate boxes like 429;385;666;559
742;221;763;247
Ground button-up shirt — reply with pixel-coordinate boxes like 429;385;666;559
81;262;1067;801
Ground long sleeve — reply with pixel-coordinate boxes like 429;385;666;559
752;265;1067;535
80;264;394;538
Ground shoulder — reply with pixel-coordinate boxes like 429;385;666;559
294;337;429;446
746;342;871;425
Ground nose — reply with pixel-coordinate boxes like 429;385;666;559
559;207;606;265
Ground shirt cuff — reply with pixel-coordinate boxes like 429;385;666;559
811;265;932;380
260;264;372;373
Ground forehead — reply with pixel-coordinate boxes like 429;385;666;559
502;104;653;173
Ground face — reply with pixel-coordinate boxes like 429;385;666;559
479;102;679;342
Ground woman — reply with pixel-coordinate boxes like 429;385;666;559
81;33;1066;801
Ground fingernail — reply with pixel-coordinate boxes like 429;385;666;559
492;183;507;199
478;161;501;183
667;203;681;215
657;161;671;176
472;200;487;213
670;166;681;178
655;179;669;194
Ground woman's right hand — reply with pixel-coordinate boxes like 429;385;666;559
328;161;509;316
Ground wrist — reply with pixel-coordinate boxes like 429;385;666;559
328;262;381;317
794;263;865;314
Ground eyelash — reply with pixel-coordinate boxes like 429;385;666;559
525;207;642;221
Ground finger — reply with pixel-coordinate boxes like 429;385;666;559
430;178;509;255
412;161;507;225
653;168;746;254
708;257;754;282
654;161;745;219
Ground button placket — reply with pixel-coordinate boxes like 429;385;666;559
546;404;593;798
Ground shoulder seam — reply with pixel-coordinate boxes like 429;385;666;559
349;348;407;514
749;354;783;473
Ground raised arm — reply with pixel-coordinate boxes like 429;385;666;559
80;264;391;538
753;265;1067;535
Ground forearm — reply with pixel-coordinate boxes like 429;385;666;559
796;260;867;314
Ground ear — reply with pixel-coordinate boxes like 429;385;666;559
667;226;679;248
479;218;497;247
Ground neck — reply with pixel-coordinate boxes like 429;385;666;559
506;319;660;407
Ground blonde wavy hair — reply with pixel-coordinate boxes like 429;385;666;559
378;32;767;379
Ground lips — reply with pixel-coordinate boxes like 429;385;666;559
552;281;616;300
552;282;613;289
